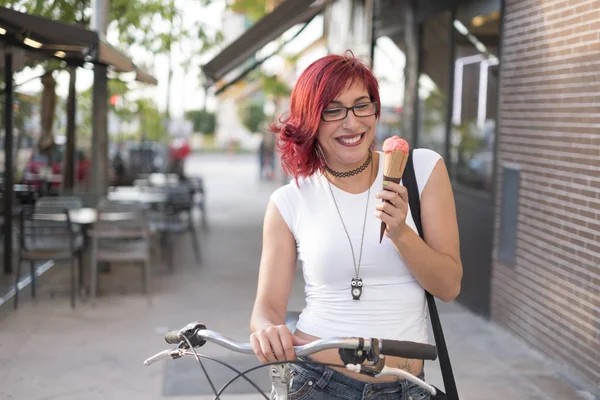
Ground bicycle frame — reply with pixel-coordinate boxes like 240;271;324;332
269;363;292;400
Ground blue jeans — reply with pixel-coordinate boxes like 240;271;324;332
287;360;431;400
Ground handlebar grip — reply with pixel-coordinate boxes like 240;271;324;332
165;330;182;344
380;340;437;360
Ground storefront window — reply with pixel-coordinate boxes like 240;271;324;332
450;4;501;192
373;36;405;147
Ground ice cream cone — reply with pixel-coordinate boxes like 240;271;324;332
379;136;410;243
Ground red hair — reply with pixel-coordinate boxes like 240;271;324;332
270;51;380;179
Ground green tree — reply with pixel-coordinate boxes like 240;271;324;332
260;73;291;99
76;85;93;139
239;102;266;133
0;0;222;122
130;0;222;117
229;0;266;22
108;78;136;122
252;70;290;120
196;26;224;111
184;109;216;135
422;87;446;132
136;98;167;142
13;93;36;175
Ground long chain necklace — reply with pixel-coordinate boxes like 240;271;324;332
325;151;372;178
326;155;372;300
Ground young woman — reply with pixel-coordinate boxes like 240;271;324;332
250;52;462;400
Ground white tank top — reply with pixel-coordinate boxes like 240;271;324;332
270;149;441;343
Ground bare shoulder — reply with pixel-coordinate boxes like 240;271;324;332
420;157;460;262
421;157;454;216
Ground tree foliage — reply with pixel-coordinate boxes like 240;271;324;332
0;0;179;47
184;109;216;135
0;0;223;110
135;98;167;141
229;0;266;22
260;73;290;98
239;102;265;133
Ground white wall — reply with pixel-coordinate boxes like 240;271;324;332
213;10;257;150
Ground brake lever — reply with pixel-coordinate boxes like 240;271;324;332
376;366;438;395
143;347;185;366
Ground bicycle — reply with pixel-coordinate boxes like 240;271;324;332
144;321;440;399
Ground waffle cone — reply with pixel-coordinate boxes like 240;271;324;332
380;151;409;243
383;151;409;179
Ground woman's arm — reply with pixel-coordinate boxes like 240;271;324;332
249;200;301;362
376;159;463;302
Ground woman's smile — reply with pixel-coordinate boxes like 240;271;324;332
335;132;366;147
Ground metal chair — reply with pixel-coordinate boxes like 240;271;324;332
59;190;101;208
146;184;201;270
14;206;84;309
88;200;152;303
35;195;87;289
187;177;208;231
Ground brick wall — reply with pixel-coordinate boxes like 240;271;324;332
492;0;600;386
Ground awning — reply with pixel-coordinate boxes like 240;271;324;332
135;68;159;86
0;6;156;84
202;0;329;86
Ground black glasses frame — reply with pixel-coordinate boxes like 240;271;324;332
320;102;379;122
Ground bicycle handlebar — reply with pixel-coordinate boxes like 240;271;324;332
147;322;440;397
163;327;438;361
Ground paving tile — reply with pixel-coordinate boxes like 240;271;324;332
456;375;549;400
529;374;592;400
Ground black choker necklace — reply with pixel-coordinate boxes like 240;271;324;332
325;152;372;178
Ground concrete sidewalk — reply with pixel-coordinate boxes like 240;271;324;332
0;154;595;400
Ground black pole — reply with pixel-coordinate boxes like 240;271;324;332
3;50;14;274
369;0;376;69
445;8;457;172
64;66;77;190
413;21;422;148
91;63;108;197
370;25;376;69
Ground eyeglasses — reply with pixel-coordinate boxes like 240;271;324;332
321;102;379;122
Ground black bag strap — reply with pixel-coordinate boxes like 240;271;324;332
403;149;459;400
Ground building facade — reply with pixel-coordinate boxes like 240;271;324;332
491;0;600;387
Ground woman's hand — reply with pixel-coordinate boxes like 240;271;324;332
250;325;310;363
375;181;410;241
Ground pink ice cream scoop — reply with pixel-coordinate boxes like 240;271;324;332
382;136;409;153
